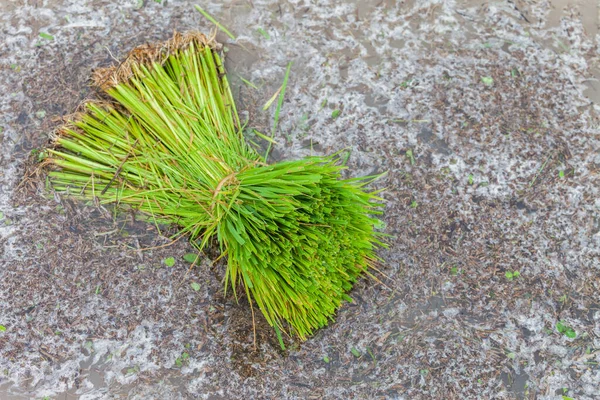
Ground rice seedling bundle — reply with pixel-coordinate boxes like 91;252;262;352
43;32;384;341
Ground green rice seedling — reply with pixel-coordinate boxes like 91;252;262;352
43;32;384;341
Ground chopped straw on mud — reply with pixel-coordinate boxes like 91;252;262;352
42;31;385;341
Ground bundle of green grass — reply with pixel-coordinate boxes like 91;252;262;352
43;32;384;341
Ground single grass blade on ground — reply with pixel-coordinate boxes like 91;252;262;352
42;31;385;341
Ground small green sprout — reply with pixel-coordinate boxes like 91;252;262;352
39;32;54;40
164;257;175;267
126;365;140;375
481;76;494;86
556;321;576;339
175;352;190;367
505;270;520;281
257;27;270;40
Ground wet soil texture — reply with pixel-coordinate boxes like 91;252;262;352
1;0;599;399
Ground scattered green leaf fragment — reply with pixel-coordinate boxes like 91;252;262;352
556;321;576;339
0;212;4;220
190;282;201;292
265;61;292;157
262;87;281;111
468;174;474;185
253;129;277;144
35;110;46;119
507;352;516;359
257;27;270;39
164;256;175;267
505;270;520;280
10;64;21;72
420;369;429;375
320;99;328;108
559;170;565;178
451;266;458;276
367;347;376;362
239;76;258;89
331;109;341;119
126;365;139;374
0;325;5;332
183;253;199;263
410;200;418;209
351;347;361;358
175;352;190;367
194;5;236;40
562;396;574;400
39;32;54;40
95;284;101;294
481;76;494;86
406;149;415;165
323;356;330;363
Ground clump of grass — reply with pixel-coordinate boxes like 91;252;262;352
42;32;384;340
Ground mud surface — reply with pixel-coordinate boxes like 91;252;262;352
1;0;600;399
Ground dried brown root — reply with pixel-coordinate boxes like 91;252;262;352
92;30;220;92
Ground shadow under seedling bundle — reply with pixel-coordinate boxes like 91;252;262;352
42;32;385;342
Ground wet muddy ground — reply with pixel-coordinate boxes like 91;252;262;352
1;0;600;399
